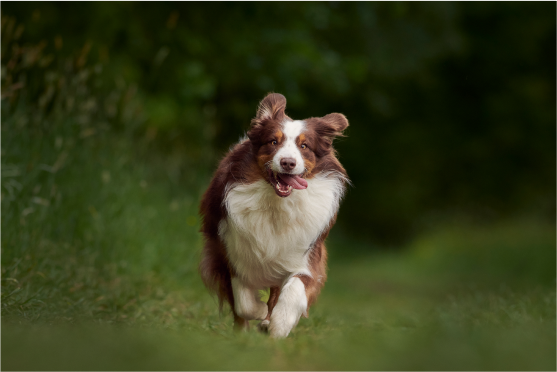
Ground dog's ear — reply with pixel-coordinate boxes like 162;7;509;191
252;93;287;126
317;113;349;139
248;93;287;145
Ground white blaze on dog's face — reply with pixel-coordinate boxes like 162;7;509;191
258;118;310;198
272;120;306;175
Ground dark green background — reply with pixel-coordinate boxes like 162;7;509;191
4;2;555;245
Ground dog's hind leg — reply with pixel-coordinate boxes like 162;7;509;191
231;277;268;328
233;312;249;330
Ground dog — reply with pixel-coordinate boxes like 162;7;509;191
199;93;349;338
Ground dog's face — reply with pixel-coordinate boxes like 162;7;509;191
248;93;348;197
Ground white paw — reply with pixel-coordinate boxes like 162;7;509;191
258;319;270;333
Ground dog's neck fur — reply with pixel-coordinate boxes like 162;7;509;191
219;171;346;288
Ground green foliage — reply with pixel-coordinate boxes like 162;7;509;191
3;2;555;243
1;18;206;323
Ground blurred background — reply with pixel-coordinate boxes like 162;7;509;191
3;2;555;244
2;2;555;370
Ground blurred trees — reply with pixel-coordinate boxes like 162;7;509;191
3;2;555;245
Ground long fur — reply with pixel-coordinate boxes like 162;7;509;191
221;172;346;288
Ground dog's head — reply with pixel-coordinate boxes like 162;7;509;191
247;93;348;197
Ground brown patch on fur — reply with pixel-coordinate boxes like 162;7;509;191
257;152;274;172
248;93;290;146
199;237;234;312
294;240;328;313
293;216;336;316
254;93;288;125
298;115;348;180
303;158;316;176
256;128;285;170
296;134;315;176
264;286;281;322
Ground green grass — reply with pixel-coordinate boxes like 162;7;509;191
2;34;556;371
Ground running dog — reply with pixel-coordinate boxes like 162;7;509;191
199;93;349;338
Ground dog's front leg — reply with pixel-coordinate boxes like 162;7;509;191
231;277;268;329
268;276;308;338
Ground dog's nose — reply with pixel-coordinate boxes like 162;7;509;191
280;157;296;172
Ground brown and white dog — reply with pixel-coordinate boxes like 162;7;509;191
199;93;349;338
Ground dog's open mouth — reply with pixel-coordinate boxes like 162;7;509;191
267;168;308;197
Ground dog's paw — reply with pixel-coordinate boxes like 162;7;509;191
269;320;292;339
268;277;307;338
258;319;270;333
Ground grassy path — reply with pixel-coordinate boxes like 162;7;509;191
2;53;555;368
3;222;555;370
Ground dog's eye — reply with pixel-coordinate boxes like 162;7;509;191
301;144;307;149
271;140;277;145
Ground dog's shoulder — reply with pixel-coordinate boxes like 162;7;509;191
199;138;255;237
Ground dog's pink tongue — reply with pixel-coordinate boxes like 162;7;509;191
278;174;308;190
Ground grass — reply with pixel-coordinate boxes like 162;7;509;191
2;141;555;370
2;29;556;371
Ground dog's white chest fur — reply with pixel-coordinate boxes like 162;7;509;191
219;172;344;288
